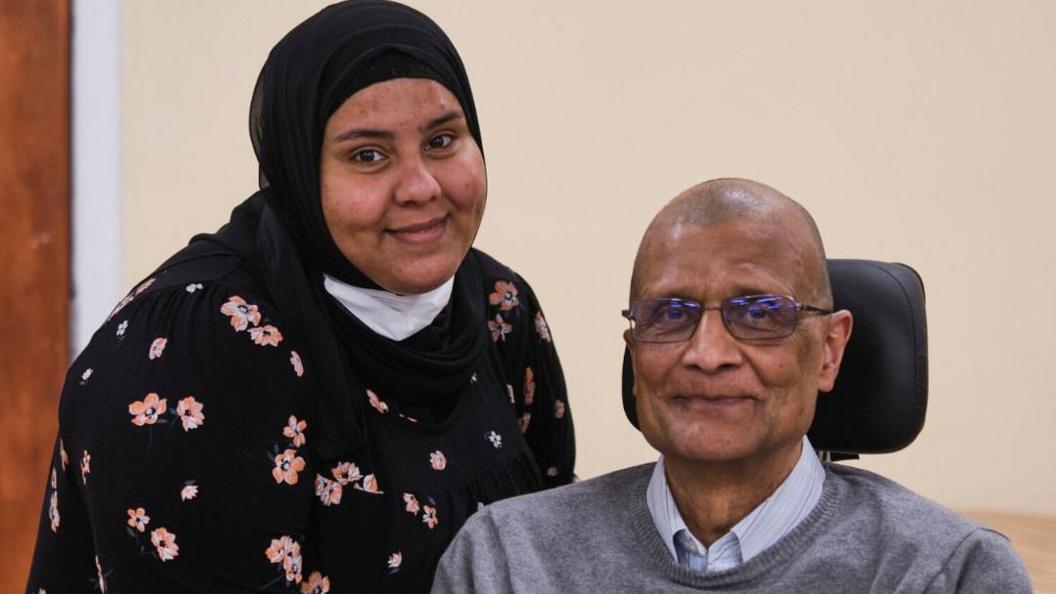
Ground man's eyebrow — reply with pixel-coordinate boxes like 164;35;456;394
329;111;465;144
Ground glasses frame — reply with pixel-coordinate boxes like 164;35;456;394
621;294;832;343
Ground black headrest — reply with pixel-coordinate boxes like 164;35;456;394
622;259;928;455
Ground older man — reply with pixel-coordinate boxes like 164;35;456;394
432;179;1030;593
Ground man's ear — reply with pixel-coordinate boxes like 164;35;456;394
817;309;853;393
623;329;638;398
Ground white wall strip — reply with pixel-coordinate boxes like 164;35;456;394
71;0;123;356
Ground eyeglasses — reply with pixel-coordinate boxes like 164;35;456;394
621;295;831;343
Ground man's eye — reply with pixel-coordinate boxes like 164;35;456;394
352;149;385;163
659;305;687;321
427;133;454;150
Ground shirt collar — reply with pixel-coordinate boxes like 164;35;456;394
646;435;826;564
323;273;454;341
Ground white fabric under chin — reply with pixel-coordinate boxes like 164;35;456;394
323;274;455;341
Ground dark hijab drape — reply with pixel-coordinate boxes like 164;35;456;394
200;0;489;458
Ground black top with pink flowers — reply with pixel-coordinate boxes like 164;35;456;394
27;249;574;593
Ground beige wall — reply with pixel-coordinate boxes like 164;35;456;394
121;1;1056;514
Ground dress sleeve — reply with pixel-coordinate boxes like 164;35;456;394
26;278;317;593
487;273;575;487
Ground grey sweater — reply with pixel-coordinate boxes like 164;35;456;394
432;463;1031;593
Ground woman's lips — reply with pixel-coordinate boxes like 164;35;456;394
388;216;448;245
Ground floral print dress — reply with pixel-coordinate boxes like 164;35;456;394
27;247;573;593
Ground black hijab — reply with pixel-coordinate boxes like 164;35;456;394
249;0;483;287
200;0;490;458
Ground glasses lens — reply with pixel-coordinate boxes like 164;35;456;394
632;299;700;342
724;295;798;339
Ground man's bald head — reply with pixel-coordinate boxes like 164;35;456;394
630;178;832;306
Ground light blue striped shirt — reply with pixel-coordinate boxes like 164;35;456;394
646;436;825;573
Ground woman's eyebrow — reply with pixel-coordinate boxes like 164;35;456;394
420;111;463;132
330;111;464;144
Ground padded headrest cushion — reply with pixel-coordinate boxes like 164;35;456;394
621;259;928;455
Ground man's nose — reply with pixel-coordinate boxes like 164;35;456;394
679;309;743;372
394;156;442;205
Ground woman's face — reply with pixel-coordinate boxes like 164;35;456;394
319;78;487;294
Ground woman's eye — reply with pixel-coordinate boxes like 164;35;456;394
352;149;385;163
427;133;454;150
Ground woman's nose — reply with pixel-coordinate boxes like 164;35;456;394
394;157;442;205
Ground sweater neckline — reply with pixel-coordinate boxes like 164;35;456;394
628;462;844;588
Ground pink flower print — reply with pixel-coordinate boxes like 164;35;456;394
519;413;531;434
315;475;343;507
283;415;307;447
387;551;402;571
220;296;261;332
272;449;306;485
129;392;167;426
50;468;57;489
150;527;179;561
356;473;382;494
80;450;91;483
290;351;304;377
403;493;420;515
116;319;128;337
180;483;198;501
488;280;519;311
48;491;60;533
126;507;150;533
185;283;203;293
60;439;68;470
554;399;567;419
148;337;167;360
266;536;303;584
176;396;205;431
249;324;283;347
134;277;156;296
429;450;447;471
534;311;551;342
366;389;389;414
524;367;536;406
546;466;559;477
421;505;439;529
301;571;330;594
486;431;502;448
488;314;512;342
330;461;362;486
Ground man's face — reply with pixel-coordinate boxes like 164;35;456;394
626;219;850;467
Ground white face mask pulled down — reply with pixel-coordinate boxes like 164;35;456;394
322;274;454;341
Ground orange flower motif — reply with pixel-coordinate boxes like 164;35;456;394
80;450;91;483
284;550;303;584
367;389;389;414
403;493;420;515
301;571;330;594
148;337;167;360
429;450;447;471
330;461;362;486
48;491;60;533
129;392;167;426
356;473;382;494
126;507;150;532
290;351;304;378
524;367;536;406
220;296;261;332
50;468;57;489
249;324;283;347
272;449;306;485
176;396;205;431
283;415;307;447
422;505;439;529
554;399;566;419
488;314;512;342
488;280;519;311
315;475;343;507
265;535;302;584
534;311;552;342
150;527;179;561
